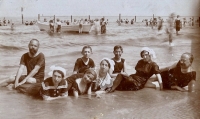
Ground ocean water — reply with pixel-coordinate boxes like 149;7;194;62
0;18;200;119
1;15;199;24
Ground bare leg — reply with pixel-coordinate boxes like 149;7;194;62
0;75;15;87
81;28;83;33
144;80;156;89
110;74;123;92
176;31;178;35
169;32;173;45
26;77;37;84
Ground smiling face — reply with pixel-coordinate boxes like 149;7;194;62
180;54;192;69
52;71;63;86
82;48;92;58
100;60;110;73
28;40;39;56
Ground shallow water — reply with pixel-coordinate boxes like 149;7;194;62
0;21;200;119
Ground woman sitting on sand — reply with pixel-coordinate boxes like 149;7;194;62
159;52;196;92
92;58;114;95
66;69;97;97
109;47;163;92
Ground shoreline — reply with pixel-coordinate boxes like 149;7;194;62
0;21;200;119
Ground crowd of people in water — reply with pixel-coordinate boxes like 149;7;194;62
0;17;37;31
0;17;37;26
24;20;36;26
0;14;199;49
43;17;108;34
0;39;196;100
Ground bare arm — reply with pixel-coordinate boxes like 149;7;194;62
108;60;128;78
160;62;177;72
73;59;79;74
42;88;68;100
121;60;129;76
73;71;78;74
181;80;196;92
187;80;195;92
156;74;163;90
108;68;118;78
87;85;92;95
17;65;41;86
42;94;68;101
171;85;187;92
14;65;25;88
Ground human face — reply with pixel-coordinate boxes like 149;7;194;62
82;72;95;83
100;60;109;73
29;40;39;56
113;48;122;59
82;48;92;58
52;71;63;85
141;51;151;62
180;54;191;69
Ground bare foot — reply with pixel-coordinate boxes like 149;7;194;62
6;84;14;90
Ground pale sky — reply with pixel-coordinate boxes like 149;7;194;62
0;0;199;17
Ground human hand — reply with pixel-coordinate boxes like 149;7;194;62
128;76;134;82
105;87;112;93
121;72;128;76
14;82;19;88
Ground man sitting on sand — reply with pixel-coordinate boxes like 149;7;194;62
0;39;45;88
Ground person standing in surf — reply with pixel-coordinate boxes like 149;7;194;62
175;15;182;35
56;18;62;33
49;20;54;33
79;19;83;34
0;39;45;88
101;21;106;34
157;16;163;34
166;13;175;46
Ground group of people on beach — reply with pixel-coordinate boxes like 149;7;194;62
0;39;196;100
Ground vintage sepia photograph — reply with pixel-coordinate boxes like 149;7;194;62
0;0;200;118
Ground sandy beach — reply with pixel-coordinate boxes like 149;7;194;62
0;21;200;119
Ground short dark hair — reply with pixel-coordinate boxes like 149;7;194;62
113;45;123;52
82;45;92;53
183;52;194;63
29;39;40;46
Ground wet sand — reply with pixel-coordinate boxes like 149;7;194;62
0;24;200;119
